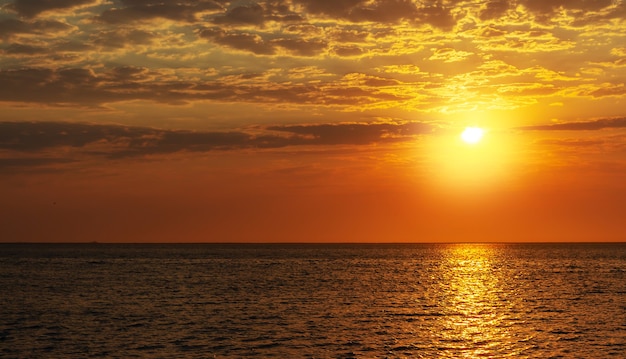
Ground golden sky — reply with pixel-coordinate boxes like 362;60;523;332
1;0;626;242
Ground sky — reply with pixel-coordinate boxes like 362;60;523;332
1;0;626;243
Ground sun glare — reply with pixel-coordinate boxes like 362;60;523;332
423;124;522;195
461;127;484;144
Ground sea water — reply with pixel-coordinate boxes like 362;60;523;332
1;243;625;358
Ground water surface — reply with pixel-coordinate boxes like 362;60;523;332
1;243;625;358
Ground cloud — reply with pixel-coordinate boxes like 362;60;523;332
571;2;626;26
0;120;435;163
0;68;109;105
347;0;419;24
1;0;625;119
4;0;98;18
0;67;410;107
198;27;327;56
292;0;456;29
212;3;266;26
198;28;276;55
330;29;369;43
271;37;327;56
96;0;224;23
0;121;154;151
428;47;474;63
479;0;510;20
518;118;626;131
519;0;614;22
0;67;218;105
291;0;367;18
332;45;364;57
91;28;156;48
267;121;434;145
416;4;456;30
0;18;71;39
589;84;626;97
2;43;48;55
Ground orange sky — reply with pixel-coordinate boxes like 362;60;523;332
1;0;626;242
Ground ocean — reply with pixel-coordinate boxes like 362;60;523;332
1;243;625;358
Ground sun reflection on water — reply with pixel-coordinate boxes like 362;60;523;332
434;244;518;358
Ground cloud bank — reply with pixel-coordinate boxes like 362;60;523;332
0;121;434;168
0;0;624;117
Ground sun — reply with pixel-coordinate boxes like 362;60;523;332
460;127;484;144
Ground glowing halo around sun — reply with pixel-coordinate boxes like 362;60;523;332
421;121;523;196
460;127;485;144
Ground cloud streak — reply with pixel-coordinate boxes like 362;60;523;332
0;121;434;165
519;118;626;131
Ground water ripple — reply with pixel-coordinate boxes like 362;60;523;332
1;243;625;358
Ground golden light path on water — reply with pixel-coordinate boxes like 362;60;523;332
430;244;534;358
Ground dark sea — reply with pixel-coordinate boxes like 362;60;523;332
1;243;625;358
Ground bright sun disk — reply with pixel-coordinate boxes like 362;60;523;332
461;127;484;144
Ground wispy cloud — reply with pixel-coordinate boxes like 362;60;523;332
518;118;626;131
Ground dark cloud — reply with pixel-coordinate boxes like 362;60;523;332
518;118;626;131
0;121;256;161
291;0;367;17
347;0;418;23
283;24;321;36
91;28;155;48
0;18;71;39
332;45;364;57
91;0;618;29
271;37;327;56
54;41;94;52
2;43;48;55
212;3;267;26
0;120;434;162
478;25;507;38
4;0;97;18
97;0;224;23
106;66;151;81
518;0;614;23
361;76;399;87
520;0;613;14
589;85;626;98
0;121;154;151
0;67;193;106
0;67;412;107
199;27;327;56
584;2;626;25
416;5;456;30
198;28;276;54
97;0;301;26
292;0;456;29
279;0;615;27
479;0;510;20
331;29;369;43
267;122;434;145
86;0;623;29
